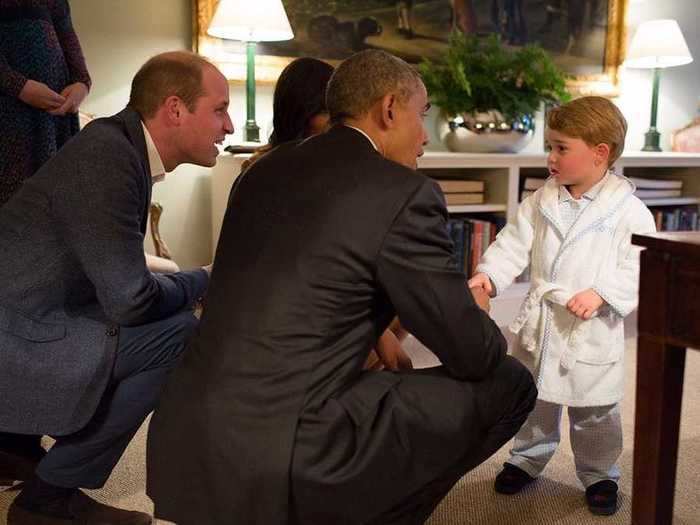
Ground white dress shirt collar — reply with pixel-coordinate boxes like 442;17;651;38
141;123;166;184
344;125;378;152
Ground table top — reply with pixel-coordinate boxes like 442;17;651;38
632;232;700;258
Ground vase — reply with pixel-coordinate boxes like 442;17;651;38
437;110;535;153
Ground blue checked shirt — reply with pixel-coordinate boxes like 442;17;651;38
558;173;609;234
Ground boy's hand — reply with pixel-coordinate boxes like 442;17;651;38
470;286;491;313
374;329;413;371
467;272;493;296
567;288;604;320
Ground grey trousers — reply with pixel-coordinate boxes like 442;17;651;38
36;310;198;488
506;399;622;488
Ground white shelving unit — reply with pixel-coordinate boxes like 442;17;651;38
638;197;700;207
447;204;507;213
211;150;700;327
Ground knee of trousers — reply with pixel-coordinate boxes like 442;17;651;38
487;356;538;423
157;311;199;365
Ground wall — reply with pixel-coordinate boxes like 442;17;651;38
71;0;212;270
70;0;700;266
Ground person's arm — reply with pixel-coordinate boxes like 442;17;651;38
592;205;657;318
0;51;27;97
0;51;66;109
52;0;91;90
53;136;208;326
49;0;90;115
376;179;507;381
473;195;537;296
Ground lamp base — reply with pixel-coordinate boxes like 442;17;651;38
642;128;662;152
244;121;260;143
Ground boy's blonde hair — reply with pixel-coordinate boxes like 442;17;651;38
547;96;627;166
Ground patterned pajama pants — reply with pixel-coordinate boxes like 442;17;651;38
506;399;622;488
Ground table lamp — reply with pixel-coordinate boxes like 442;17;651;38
207;0;294;142
624;19;693;152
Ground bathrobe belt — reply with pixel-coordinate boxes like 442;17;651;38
508;280;597;371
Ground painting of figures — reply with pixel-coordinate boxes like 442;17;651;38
195;0;627;92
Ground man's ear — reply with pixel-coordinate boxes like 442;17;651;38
380;93;397;129
162;95;184;125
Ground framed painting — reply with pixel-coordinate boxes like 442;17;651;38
194;0;628;94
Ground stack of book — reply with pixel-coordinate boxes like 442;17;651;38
446;214;506;276
630;177;683;199
647;204;699;231
435;179;485;205
520;176;547;201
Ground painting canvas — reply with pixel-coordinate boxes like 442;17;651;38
194;0;628;94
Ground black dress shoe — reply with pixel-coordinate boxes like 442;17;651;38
494;463;536;494
0;444;45;487
585;479;618;516
9;482;152;524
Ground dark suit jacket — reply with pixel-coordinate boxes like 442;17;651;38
0;108;208;435
147;125;506;524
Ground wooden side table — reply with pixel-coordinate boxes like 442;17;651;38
631;231;700;525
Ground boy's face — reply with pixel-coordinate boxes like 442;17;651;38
545;129;609;190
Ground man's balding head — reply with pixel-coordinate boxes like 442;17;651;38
128;51;215;119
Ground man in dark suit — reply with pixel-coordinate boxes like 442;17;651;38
147;50;537;525
0;51;233;524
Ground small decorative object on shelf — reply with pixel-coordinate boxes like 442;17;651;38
672;102;700;153
420;33;570;153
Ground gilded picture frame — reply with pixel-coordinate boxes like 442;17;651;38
193;0;628;95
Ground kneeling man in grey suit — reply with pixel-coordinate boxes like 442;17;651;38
0;51;233;524
147;50;537;525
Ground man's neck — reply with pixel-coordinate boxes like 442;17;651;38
343;117;384;156
143;118;177;172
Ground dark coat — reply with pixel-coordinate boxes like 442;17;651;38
0;108;208;436
147;125;506;525
0;0;91;204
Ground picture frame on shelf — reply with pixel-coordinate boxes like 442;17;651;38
194;0;628;94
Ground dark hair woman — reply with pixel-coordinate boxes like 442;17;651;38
269;56;334;146
243;57;334;169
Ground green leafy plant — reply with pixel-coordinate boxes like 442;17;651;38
419;33;571;119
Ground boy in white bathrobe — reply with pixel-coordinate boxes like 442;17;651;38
469;96;656;515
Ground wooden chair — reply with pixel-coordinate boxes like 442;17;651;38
147;202;179;273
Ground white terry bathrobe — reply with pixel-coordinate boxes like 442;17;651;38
477;173;656;407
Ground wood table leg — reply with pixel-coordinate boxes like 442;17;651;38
632;336;686;525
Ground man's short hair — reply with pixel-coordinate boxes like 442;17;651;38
326;50;422;124
128;51;215;119
547;96;628;166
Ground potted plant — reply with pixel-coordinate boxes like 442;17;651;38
420;33;571;153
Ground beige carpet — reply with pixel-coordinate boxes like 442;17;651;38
2;340;699;524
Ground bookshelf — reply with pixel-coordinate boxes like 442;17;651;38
210;150;700;327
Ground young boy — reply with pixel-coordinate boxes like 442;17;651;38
468;96;656;515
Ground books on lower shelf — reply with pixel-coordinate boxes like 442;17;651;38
436;179;485;206
648;204;699;231
447;214;507;276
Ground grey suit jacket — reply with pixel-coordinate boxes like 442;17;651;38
0;108;208;435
